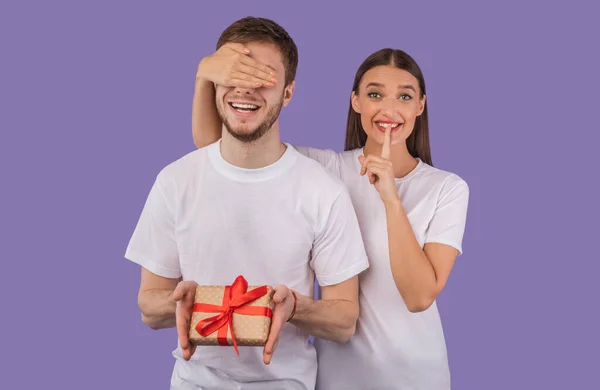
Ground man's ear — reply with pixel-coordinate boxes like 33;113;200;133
351;91;361;114
282;80;295;107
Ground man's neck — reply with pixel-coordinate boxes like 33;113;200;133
219;125;286;169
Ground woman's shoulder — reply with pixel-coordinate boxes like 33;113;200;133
291;144;343;178
337;147;363;166
292;145;340;160
416;161;469;197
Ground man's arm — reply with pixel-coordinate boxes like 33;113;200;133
137;268;179;330
263;187;368;364
290;277;359;343
137;268;200;360
124;171;203;360
297;187;368;342
263;278;359;365
126;172;181;330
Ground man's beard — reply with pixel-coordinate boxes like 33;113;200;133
219;97;284;143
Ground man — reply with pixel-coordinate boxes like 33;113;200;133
125;16;369;389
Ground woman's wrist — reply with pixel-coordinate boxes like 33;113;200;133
383;195;402;210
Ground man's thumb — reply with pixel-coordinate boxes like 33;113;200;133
173;281;194;301
272;286;288;303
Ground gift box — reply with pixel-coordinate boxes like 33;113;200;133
188;275;274;355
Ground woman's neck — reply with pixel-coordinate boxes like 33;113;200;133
363;138;419;179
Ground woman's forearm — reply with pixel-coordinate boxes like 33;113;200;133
192;72;222;149
384;199;438;312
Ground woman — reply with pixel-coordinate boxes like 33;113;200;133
192;46;470;390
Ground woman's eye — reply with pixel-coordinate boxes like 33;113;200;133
368;92;381;99
400;94;412;101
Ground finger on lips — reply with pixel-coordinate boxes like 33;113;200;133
381;128;391;159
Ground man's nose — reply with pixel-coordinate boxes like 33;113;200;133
234;86;256;94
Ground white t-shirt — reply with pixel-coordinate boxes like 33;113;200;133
125;140;369;390
295;146;470;390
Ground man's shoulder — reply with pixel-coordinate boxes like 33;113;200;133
154;147;209;186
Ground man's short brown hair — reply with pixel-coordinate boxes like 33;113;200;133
217;16;298;86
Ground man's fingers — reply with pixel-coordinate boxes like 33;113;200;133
184;345;197;361
176;312;191;350
172;290;182;301
172;283;186;301
263;331;278;362
263;288;288;364
174;281;198;361
272;285;289;303
173;281;196;301
264;319;283;364
263;336;277;364
381;128;391;159
177;308;197;361
263;337;279;365
273;293;286;304
181;339;196;361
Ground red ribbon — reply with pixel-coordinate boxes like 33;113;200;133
193;275;272;355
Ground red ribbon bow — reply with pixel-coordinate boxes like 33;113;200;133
193;275;273;355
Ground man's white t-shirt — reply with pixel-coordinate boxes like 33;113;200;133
125;140;369;390
296;146;470;390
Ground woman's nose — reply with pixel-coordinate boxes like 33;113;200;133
379;98;400;115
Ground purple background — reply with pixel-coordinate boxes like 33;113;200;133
2;1;599;389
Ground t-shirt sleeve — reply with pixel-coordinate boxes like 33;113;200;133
310;188;369;286
124;172;181;279
292;145;341;179
424;178;470;255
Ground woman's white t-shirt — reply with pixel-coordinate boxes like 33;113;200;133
295;146;470;390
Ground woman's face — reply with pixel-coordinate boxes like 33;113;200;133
351;65;426;147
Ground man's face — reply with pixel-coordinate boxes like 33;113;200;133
215;42;295;143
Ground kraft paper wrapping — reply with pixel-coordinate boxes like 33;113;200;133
189;284;274;348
